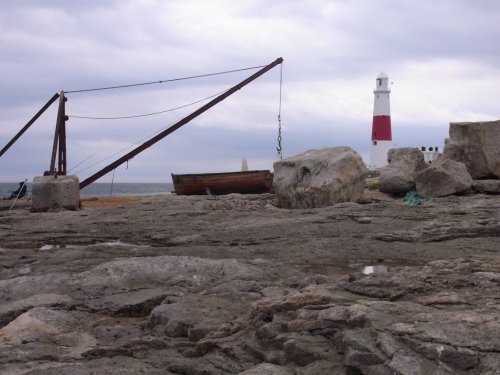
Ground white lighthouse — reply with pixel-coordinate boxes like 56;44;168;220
369;72;393;169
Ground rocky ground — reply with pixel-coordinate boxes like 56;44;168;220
0;191;499;374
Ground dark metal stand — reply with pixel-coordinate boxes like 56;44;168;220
49;91;68;175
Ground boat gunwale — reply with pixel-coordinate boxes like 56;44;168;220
171;170;272;178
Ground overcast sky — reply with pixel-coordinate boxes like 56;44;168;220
1;0;499;184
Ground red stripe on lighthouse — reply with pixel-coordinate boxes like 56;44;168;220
371;115;392;141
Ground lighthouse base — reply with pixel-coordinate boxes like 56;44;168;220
370;140;393;169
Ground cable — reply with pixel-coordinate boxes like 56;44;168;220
72;119;177;176
65;65;266;94
70;84;235;174
67;151;100;174
276;62;283;160
69;61;280;176
68;88;229;120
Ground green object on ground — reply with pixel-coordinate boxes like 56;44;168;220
404;190;425;206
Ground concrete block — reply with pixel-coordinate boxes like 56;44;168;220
31;175;80;212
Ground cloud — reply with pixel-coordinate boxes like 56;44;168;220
1;0;500;182
392;59;500;124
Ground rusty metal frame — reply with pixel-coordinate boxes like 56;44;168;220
79;57;283;189
49;91;68;175
0;93;60;159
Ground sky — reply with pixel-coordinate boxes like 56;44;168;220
1;0;499;184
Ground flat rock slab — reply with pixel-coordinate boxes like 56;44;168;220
472;179;500;194
0;193;499;374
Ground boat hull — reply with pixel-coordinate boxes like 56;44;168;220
171;170;273;195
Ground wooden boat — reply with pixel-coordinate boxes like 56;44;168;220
171;170;273;195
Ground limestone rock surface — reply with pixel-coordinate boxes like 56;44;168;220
379;147;428;195
273;147;367;208
0;192;499;374
443;120;500;178
416;158;472;197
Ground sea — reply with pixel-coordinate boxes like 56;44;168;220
0;182;173;199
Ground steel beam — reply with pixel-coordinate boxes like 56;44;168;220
0;93;59;159
79;57;283;189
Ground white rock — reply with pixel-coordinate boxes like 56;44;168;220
416;159;473;197
379;147;428;194
443;120;500;178
273;147;367;208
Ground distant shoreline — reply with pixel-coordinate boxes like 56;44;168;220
0;182;173;200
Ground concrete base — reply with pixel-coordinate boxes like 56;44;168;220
31;175;80;212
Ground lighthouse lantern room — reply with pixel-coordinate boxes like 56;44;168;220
369;72;394;169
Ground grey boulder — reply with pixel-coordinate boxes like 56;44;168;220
273;147;367;208
443;120;500;178
379;147;428;195
416;158;472;197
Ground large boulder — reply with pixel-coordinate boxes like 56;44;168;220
379;147;428;195
415;158;472;197
273;147;367;209
443;120;500;178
